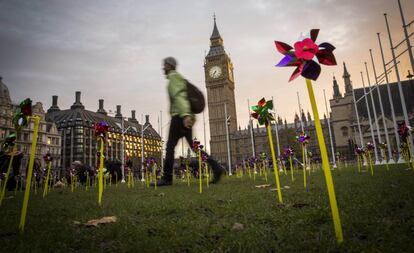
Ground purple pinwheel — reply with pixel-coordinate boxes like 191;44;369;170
296;132;310;145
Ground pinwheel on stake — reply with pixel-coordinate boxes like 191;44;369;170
93;122;109;206
284;147;295;183
398;121;413;169
16;98;40;232
365;142;375;176
251;98;282;203
379;142;389;171
355;145;365;173
274;29;343;243
192;138;204;194
296;132;310;188
42;153;53;198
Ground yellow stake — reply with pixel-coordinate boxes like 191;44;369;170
43;161;52;198
289;156;294;182
306;79;343;243
267;125;283;203
302;145;307;188
19;116;40;232
199;150;202;194
98;137;104;206
0;145;17;206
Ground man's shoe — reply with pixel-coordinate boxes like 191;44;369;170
207;158;225;184
150;178;172;187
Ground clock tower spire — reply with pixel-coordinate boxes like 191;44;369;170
204;16;238;169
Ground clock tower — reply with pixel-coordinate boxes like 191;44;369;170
204;16;238;168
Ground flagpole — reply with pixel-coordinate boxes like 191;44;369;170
384;13;414;160
247;99;256;158
271;96;281;158
323;89;337;168
364;62;382;165
377;32;401;163
361;71;379;163
397;0;414;73
369;49;392;163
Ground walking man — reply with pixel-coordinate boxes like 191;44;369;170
156;57;224;186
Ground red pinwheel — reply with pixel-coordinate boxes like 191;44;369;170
284;147;294;157
94;122;109;138
274;29;337;82
192;138;203;152
398;121;411;142
43;153;53;162
251;98;274;127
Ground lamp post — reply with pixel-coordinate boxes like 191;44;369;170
224;103;232;175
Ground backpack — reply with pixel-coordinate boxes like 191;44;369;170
185;80;205;114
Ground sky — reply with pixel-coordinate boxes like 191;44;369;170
1;0;414;154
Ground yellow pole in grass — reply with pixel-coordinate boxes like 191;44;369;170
98;137;104;206
0;145;17;206
186;164;190;187
153;165;157;190
382;149;389;171
198;150;202;194
43;161;52;198
306;78;343;243
267;125;283;203
368;152;374;176
302;145;306;188
205;163;209;188
19;116;40;232
406;140;414;170
86;173;89;191
289;156;294;182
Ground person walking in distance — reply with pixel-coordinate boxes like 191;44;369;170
155;57;224;186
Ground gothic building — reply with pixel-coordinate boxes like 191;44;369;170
0;77;61;173
329;63;414;159
45;91;162;171
204;16;238;167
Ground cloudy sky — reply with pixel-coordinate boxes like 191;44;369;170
1;0;413;153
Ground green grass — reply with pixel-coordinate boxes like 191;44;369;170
1;164;414;252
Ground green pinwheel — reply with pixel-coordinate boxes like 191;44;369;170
251;98;274;126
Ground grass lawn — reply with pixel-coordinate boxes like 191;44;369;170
1;164;414;252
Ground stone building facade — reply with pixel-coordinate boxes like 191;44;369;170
0;76;61;173
45;91;162;171
329;63;414;159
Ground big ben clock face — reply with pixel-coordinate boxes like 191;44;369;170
209;66;222;78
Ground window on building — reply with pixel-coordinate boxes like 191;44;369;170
47;137;51;145
341;126;349;137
